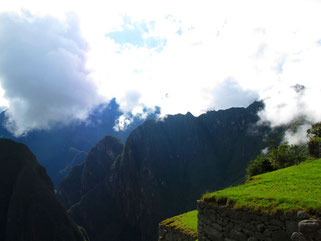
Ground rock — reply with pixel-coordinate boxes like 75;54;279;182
297;211;308;220
208;227;223;240
312;229;321;240
291;232;306;241
286;221;298;234
271;231;291;241
257;223;265;232
263;228;272;237
158;223;197;241
247;237;257;241
298;219;321;235
229;229;247;241
270;219;283;227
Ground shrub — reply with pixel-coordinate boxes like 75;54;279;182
307;122;321;157
246;154;274;177
307;122;321;138
308;138;321;158
247;143;308;177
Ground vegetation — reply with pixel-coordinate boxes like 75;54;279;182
160;210;198;238
307;122;321;138
246;142;308;177
202;158;321;215
307;123;321;158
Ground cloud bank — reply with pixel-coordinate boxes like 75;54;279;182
0;0;321;138
0;12;102;135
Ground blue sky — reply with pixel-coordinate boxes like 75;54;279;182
106;16;167;52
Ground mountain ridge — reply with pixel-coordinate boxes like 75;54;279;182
0;138;88;241
59;101;283;241
0;99;159;186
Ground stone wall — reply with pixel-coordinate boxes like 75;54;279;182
158;223;197;241
197;201;311;241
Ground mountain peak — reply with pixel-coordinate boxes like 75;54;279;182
0;138;88;241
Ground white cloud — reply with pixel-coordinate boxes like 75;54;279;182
207;78;259;111
284;124;310;145
0;0;321;134
0;12;102;136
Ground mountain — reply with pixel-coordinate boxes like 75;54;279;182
0;99;159;186
58;101;283;241
59;136;141;241
58;136;124;209
0;138;89;241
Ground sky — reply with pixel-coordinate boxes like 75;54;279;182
0;0;320;142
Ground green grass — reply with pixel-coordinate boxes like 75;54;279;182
201;158;321;215
160;210;198;238
310;137;321;143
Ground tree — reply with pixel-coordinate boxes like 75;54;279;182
307;122;321;138
247;143;308;177
307;122;321;158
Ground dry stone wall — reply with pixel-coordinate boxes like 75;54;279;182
158;202;321;241
197;201;313;241
158;223;197;241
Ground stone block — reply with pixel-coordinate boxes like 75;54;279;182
271;230;291;241
257;223;265;232
207;227;223;241
263;228;272;237
229;229;248;241
247;237;257;241
298;219;321;235
286;221;298;234
290;232;306;241
297;211;308;220
270;219;283;227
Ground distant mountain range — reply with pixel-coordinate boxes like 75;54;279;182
58;101;284;241
0;99;159;186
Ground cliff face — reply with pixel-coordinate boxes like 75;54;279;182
0;138;88;241
58;136;124;209
112;102;280;241
58;136;135;241
59;101;282;241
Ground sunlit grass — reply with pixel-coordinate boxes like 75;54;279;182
201;158;321;215
160;210;198;238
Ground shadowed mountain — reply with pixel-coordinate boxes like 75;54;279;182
58;136;124;209
58;101;283;241
0;99;160;186
0;138;89;241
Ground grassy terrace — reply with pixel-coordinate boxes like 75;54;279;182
201;158;321;215
160;210;198;239
162;159;321;238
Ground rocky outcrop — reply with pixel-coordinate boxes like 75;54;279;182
291;219;321;241
158;223;197;241
58;136;140;241
197;201;320;241
57;136;124;209
0;138;88;241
